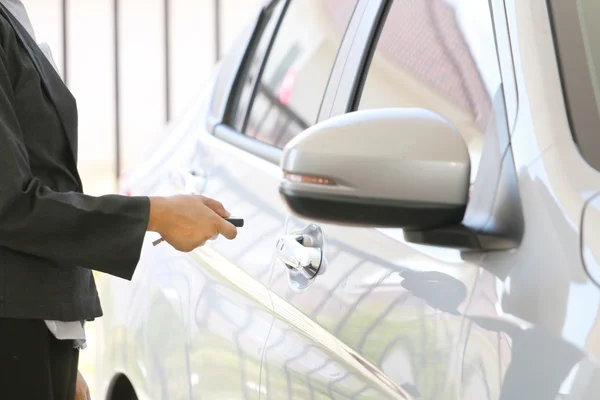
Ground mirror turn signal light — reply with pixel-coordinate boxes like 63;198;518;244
283;172;336;186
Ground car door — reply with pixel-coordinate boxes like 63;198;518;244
200;0;378;398
189;0;366;398
97;101;277;399
258;0;521;399
148;7;284;398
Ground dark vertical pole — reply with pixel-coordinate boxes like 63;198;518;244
113;0;121;181
164;0;171;122
214;0;221;63
61;0;68;85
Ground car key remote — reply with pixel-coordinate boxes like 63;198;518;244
153;216;244;246
225;217;244;227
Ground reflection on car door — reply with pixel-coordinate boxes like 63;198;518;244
118;125;275;399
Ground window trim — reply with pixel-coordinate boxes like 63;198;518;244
316;0;371;122
547;0;600;172
346;0;392;113
214;123;282;164
489;0;518;131
326;0;390;119
239;0;291;134
206;8;261;133
222;1;287;129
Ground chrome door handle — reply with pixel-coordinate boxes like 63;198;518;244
276;235;323;279
276;224;325;291
170;168;206;194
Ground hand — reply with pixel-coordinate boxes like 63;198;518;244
147;195;238;252
75;371;91;400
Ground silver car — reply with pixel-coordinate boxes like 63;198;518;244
94;0;600;399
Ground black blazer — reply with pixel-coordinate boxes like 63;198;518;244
0;4;150;321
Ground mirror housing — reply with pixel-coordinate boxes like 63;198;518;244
279;108;470;229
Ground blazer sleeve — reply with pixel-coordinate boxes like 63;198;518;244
0;41;150;280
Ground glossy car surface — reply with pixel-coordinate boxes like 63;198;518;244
95;0;600;399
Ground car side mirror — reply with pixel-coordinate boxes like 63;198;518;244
279;108;471;229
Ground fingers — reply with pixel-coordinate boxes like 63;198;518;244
202;197;237;240
160;195;237;251
203;197;230;218
217;217;238;240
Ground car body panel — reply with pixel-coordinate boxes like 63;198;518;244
95;0;600;399
454;0;600;397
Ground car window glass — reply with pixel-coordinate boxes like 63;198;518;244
548;0;600;171
578;0;600;117
242;0;358;148
232;0;286;132
358;0;501;176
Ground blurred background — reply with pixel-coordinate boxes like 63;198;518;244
25;0;263;195
23;0;263;394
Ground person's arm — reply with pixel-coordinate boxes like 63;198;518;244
0;42;236;280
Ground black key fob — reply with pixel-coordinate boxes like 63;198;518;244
225;217;244;227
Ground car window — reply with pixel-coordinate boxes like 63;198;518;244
239;0;358;149
547;0;600;172
357;0;502;174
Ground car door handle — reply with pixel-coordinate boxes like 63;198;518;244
169;168;207;194
276;235;323;279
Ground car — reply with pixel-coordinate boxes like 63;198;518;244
94;0;600;399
